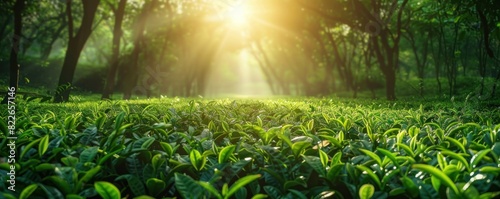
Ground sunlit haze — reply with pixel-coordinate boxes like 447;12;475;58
8;0;486;101
202;0;274;98
226;3;248;26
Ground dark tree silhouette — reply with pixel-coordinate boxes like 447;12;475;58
102;0;127;100
2;0;24;104
54;0;100;102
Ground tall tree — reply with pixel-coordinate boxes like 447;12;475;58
54;0;100;102
1;0;24;104
0;1;14;60
101;0;127;99
121;0;154;100
366;0;409;100
298;0;409;100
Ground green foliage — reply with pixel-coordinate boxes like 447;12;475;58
94;181;121;199
1;97;500;198
359;184;375;199
19;184;38;199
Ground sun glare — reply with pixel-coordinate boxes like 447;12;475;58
226;3;248;26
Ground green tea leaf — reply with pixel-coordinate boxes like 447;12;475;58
420;184;439;199
327;163;344;182
478;191;500;199
303;156;326;176
37;183;64;199
412;164;459;195
319;135;343;148
445;137;466;153
98;147;123;165
401;176;419;198
289;189;307;199
20;184;38;199
261;167;285;185
283;179;307;190
235;186;249;198
218;145;236;164
66;194;85;199
459;183;480;199
116;174;145;196
226;174;261;199
94;181;121;199
61;156;79;167
34;163;55;172
292;141;311;157
471;149;491;169
132;196;156;199
76;166;101;191
306;119;314;131
198;181;223;199
146;178;166;197
251;194;268;199
160;142;174;157
80;146;99;163
151;154;165;172
383;128;400;136
356;165;381;188
222;183;228;196
381;168;400;186
20;137;41;159
38;134;50;157
190;149;206;171
133;137;155;149
359;184;375;199
0;120;8;137
94;114;107;131
437;152;447;170
223;120;230;131
396;143;415;157
319;150;329;168
443;164;459;177
359;149;382;167
114;112;126;131
440;150;470;171
479;166;500;174
174;173;204;199
264;185;281;199
331;151;343;165
44;176;71;195
389;187;406;196
277;132;293;148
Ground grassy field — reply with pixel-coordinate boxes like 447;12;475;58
1;96;500;199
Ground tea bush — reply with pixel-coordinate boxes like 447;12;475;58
1;97;500;198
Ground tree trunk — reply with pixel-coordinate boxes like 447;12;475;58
102;0;127;99
40;19;66;61
1;0;24;104
371;34;397;101
405;30;429;97
122;41;142;100
365;0;407;101
255;40;289;95
250;49;277;94
54;0;100;102
430;33;442;95
122;0;154;100
491;68;500;97
383;69;396;101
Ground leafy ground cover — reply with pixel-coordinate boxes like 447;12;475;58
1;97;500;199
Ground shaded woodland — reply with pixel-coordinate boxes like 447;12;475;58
1;0;499;102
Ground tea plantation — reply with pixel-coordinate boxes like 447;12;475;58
1;97;500;199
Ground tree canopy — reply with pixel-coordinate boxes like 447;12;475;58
1;0;499;101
